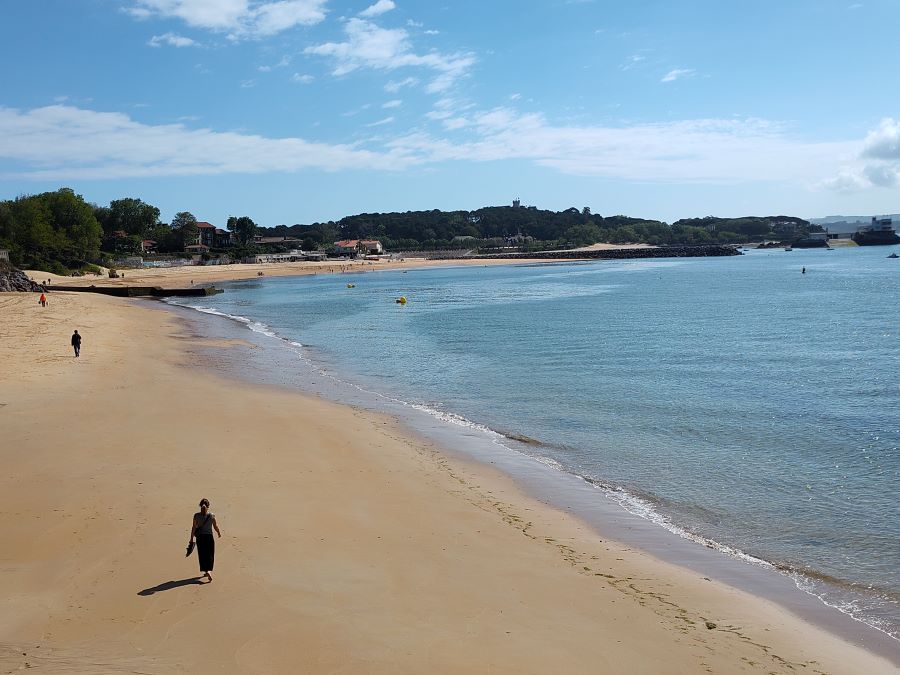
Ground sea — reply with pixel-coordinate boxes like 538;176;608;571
167;244;899;651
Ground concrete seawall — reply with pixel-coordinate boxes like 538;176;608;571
53;286;221;298
474;245;741;261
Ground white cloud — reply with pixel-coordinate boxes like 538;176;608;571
385;76;418;92
389;108;855;184
0;104;859;190
382;99;402;108
148;32;198;47
661;68;695;83
291;73;315;83
824;118;900;192
424;29;439;35
442;117;468;130
129;0;327;38
861;117;900;160
305;18;474;92
359;0;395;18
863;163;898;187
258;65;272;72
620;54;645;71
0;105;406;180
821;169;869;193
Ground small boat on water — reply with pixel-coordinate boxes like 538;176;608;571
888;252;899;259
784;247;793;251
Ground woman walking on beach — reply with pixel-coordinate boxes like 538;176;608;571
190;498;221;581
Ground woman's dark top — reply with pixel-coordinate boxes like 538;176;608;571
194;512;214;535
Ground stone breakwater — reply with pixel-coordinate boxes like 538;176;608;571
474;245;741;261
0;262;44;292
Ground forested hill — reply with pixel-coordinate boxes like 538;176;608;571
260;207;816;250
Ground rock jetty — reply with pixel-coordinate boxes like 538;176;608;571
0;261;43;292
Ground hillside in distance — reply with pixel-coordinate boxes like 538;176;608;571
261;206;816;251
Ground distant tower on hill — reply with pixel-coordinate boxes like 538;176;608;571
512;198;521;208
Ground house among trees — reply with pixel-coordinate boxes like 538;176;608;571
333;239;384;256
190;222;232;251
0;249;9;262
141;240;157;254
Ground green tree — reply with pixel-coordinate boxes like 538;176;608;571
103;198;160;237
227;215;258;246
171;211;199;249
43;188;102;262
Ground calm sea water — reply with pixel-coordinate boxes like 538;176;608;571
174;245;899;639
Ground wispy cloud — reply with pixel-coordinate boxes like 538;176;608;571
661;68;695;83
385;76;418;92
359;0;395;18
148;32;198;48
619;54;645;71
390;108;854;184
365;116;395;127
0;104;857;188
382;99;402;108
305;18;475;92
128;0;327;38
291;73;315;84
0;105;404;179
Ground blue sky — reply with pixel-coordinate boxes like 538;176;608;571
2;0;900;227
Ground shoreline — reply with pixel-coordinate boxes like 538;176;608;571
1;289;897;673
163;284;900;661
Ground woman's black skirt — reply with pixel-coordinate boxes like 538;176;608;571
196;533;215;572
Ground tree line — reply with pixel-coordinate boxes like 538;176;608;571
0;187;818;273
263;207;817;252
0;188;258;273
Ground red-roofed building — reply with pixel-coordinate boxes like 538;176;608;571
333;239;383;256
189;221;231;249
196;221;217;247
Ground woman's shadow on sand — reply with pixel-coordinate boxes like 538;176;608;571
137;577;206;596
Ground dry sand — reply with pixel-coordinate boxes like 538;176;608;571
28;256;559;291
0;289;896;674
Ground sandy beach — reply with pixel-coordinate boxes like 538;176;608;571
0;287;896;673
28;256;562;291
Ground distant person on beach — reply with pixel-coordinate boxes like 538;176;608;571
802;267;806;274
70;330;81;357
190;498;221;581
39;293;47;307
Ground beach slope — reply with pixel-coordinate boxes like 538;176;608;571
0;292;894;673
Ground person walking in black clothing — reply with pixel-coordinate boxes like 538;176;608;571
71;330;82;357
190;498;222;581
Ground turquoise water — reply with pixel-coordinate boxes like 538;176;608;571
174;246;900;638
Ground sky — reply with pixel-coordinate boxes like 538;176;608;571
2;0;900;227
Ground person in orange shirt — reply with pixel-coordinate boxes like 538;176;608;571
38;293;47;307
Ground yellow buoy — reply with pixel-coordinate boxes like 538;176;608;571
347;283;355;288
396;296;407;304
